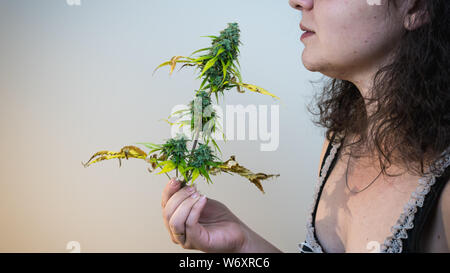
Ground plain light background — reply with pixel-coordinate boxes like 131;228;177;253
0;0;328;252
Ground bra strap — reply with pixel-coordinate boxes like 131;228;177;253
403;165;450;252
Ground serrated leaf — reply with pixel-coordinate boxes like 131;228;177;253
208;155;280;194
178;164;186;177
199;57;218;78
189;47;211;57
152;61;171;76
82;145;148;168
200;35;218;39
198;48;225;79
199;167;212;184
191;168;200;182
178;63;196;72
199;77;209;91
235;82;280;100
220;59;231;86
214;47;225;58
167;108;190;119
148;148;163;154
201;83;212;91
159;160;172;166
157;160;176;174
134;142;161;150
159;118;176;126
230;63;241;78
193;55;214;62
169;56;183;75
210;138;222;156
153;56;192;76
229;67;242;83
177;119;190;128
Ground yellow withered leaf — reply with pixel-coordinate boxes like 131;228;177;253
169;56;183;75
152;56;193;76
235;82;280;100
157;160;176;174
147;154;158;171
210;155;280;194
152;61;171;76
82;145;148;168
159;118;176;126
230;76;244;93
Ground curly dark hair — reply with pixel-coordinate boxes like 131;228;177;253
306;0;450;177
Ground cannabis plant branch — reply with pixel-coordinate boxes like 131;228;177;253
82;23;280;194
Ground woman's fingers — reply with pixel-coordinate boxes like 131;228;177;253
168;191;205;247
184;194;208;249
162;178;197;244
161;178;209;249
186;195;207;228
164;184;197;219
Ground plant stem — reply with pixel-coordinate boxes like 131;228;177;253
180;123;201;188
180;89;214;188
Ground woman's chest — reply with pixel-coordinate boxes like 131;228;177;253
314;155;421;252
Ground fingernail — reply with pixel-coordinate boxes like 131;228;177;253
170;178;180;186
199;194;206;201
191;192;199;199
187;185;196;193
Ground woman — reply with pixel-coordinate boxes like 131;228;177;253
160;0;450;253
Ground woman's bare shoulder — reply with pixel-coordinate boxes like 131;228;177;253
318;136;331;177
439;179;450;249
421;177;450;252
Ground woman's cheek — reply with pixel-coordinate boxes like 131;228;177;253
319;31;356;65
326;27;376;64
301;31;367;76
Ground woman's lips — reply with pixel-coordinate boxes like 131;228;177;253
301;31;315;40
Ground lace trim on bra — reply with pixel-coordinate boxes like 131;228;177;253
300;139;450;253
302;140;342;253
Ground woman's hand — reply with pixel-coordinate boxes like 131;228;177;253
161;177;249;253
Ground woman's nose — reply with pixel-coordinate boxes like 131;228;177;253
288;0;313;11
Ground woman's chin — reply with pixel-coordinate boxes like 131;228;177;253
301;55;342;78
301;51;323;71
301;57;321;72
